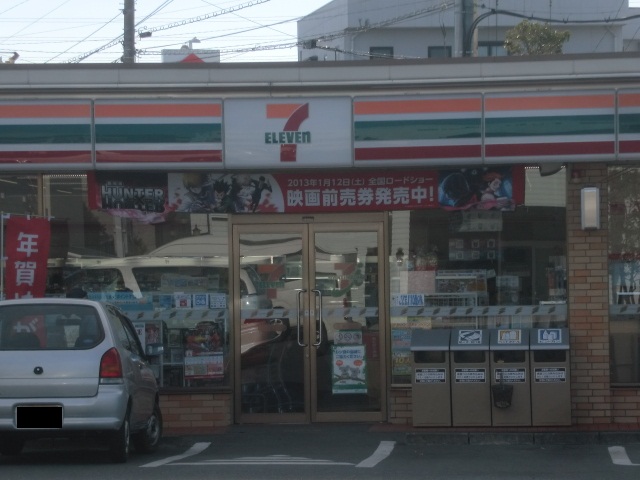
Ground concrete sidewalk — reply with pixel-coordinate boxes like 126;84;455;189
370;423;640;446
166;422;640;446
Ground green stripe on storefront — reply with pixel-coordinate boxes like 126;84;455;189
0;124;91;144
354;119;481;141
620;113;640;134
95;123;222;143
486;115;614;137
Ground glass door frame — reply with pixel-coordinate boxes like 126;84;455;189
231;213;389;424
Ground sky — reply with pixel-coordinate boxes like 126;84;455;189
0;0;332;64
2;0;640;65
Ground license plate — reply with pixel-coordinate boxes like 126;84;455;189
16;405;63;429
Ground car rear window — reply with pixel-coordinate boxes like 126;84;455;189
0;304;104;350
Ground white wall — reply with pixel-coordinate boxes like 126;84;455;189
298;0;640;60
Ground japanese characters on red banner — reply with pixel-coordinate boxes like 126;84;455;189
3;216;51;299
273;171;438;213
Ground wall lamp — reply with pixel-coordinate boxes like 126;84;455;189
581;186;600;230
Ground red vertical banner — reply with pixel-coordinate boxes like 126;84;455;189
4;216;51;299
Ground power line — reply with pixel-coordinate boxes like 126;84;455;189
67;0;273;63
136;0;272;36
138;2;455;60
465;6;640;55
46;11;122;63
1;0;72;45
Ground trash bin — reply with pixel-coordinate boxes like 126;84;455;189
489;328;531;426
410;328;451;427
530;327;571;426
450;328;491;426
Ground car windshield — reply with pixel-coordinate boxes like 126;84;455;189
0;304;104;350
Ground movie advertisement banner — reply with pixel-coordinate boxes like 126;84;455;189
91;168;522;217
88;172;170;224
168;170;439;214
4;216;51;299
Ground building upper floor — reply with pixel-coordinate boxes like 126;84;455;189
297;0;640;61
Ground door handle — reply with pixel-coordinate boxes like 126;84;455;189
311;289;323;347
296;289;308;347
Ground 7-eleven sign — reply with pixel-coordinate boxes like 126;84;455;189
224;98;352;168
265;103;310;162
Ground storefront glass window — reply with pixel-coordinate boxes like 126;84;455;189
29;173;232;390
389;167;567;385
0;175;39;215
609;166;640;385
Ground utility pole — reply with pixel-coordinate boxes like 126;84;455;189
122;0;136;63
462;0;476;57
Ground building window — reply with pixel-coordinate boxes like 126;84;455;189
14;172;236;391
389;167;567;385
609;166;640;385
478;41;507;57
428;46;452;58
369;46;394;59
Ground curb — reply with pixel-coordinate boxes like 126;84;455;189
406;431;640;445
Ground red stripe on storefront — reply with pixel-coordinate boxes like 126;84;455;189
619;140;640;153
486;141;614;157
354;145;481;161
0;151;91;163
95;103;222;118
96;150;223;163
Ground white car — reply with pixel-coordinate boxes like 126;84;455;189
0;298;163;463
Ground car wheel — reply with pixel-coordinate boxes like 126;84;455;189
109;409;131;463
133;402;163;454
0;437;24;456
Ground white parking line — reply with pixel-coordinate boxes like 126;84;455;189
172;455;354;466
142;439;395;469
140;442;211;468
356;440;396;468
608;446;640;466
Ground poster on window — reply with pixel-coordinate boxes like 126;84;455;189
184;353;224;379
438;166;524;211
167;170;438;214
3;216;51;299
87;172;170;224
332;344;367;394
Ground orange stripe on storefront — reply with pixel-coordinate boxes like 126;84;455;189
0;104;91;118
95;103;222;118
266;104;304;118
354;98;481;115
619;93;640;108
486;95;614;111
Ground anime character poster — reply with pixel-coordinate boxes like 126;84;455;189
438;166;523;211
88;172;171;224
168;173;283;213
